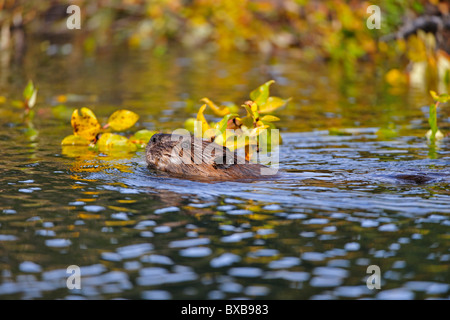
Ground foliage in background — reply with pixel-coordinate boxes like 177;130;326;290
0;0;426;61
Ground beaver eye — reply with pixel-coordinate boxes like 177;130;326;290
151;136;157;143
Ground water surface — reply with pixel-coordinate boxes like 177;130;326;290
0;45;449;299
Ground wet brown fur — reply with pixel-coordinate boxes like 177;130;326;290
146;133;270;180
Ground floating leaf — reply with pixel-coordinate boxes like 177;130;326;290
259;97;290;114
97;133;137;152
250;80;275;106
71;107;101;142
129;129;157;148
61;135;90;146
107;109;139;131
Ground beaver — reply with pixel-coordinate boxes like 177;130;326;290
145;133;272;180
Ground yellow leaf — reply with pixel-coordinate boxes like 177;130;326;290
107;109;139;131
200;98;230;116
196;104;210;137
61;135;90;146
260;115;280;122
97;133;137;152
71;107;101;141
259;97;290;113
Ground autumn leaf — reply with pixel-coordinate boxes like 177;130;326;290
61;135;91;146
196;104;210;137
71;107;101;142
259;97;290;114
107;109;139;131
260;115;280;122
97;133;137;152
200;97;231;117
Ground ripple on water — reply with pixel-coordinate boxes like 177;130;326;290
45;239;71;248
179;247;212;258
154;206;180;214
142;290;172;300
169;238;211;248
228;267;264;278
376;288;414;300
83;205;106;213
210;253;241;268
141;254;174;265
116;243;153;259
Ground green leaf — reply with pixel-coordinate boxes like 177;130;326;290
213;113;238;145
430;90;439;101
428;103;438;140
250;80;275;106
243;103;256;120
97;133;137;152
259;97;290;113
184;118;196;133
28;88;38;108
107;110;139;131
61;135;91;146
129;130;157;148
429;90;450;103
23;80;35;100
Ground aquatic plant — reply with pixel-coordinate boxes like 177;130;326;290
185;80;290;160
10;80;38;119
61;108;156;153
427;90;448;142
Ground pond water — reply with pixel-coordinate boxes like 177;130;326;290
0;44;449;299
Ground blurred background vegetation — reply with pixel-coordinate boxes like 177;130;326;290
0;1;448;61
1;0;450;111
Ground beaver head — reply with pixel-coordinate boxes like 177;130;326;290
145;133;272;180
